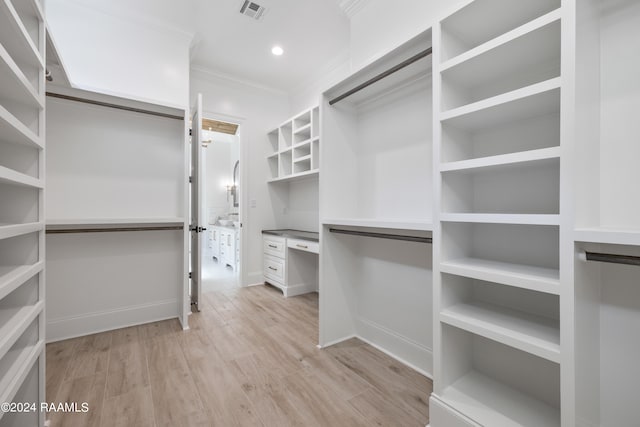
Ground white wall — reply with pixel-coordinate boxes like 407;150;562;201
349;0;468;71
191;68;290;286
47;0;192;108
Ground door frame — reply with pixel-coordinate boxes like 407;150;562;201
199;110;248;287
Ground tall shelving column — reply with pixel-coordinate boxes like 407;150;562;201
0;0;47;425
431;1;564;426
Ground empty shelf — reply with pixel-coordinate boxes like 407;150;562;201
440;147;560;173
0;43;42;108
441;371;560;427
440;257;559;295
574;228;640;247
0;0;43;68
322;218;433;231
268;169;319;183
0;262;43;301
0;222;43;240
440;213;559;226
0;165;42;188
0;105;42;148
441;78;560;131
441;301;560;362
0;300;43;360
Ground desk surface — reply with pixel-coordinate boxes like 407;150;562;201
262;229;319;242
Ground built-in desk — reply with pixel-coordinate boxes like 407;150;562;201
262;229;319;297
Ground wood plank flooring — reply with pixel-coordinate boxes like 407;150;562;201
45;285;432;426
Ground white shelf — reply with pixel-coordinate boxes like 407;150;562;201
0;340;43;416
0;262;43;301
267;169;319;184
441;10;561;78
0;222;42;240
0;165;42;188
0;105;42;148
46;217;185;230
441;371;560;427
0;0;43;68
440;213;559;226
440;257;559;295
0;43;43;109
12;0;45;23
293;123;311;134
0;300;43;361
266;152;278;160
322;218;433;232
294;154;312;163
574;227;640;247
441;78;561;131
441;147;560;173
441;301;560;363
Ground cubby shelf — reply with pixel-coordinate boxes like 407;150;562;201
440;147;560;173
574;228;640;247
440;370;560;427
0;0;43;68
441;10;561;75
0;300;43;360
0;44;43;109
293;122;311;134
0;165;42;188
441;301;560;362
440;213;559;226
0;262;43;301
0;105;42;148
441;78;560;130
0;222;43;240
440;258;559;295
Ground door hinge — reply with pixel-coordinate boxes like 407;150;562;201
189;176;192;183
189;128;192;136
189;272;192;279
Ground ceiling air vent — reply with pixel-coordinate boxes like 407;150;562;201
239;1;266;20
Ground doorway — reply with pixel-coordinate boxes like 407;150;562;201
200;118;242;293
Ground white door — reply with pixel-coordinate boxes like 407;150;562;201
190;94;205;311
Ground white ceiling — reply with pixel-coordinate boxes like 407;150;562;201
74;0;352;92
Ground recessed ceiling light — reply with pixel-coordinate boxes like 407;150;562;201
272;46;284;56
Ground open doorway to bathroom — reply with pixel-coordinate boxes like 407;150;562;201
201;118;242;293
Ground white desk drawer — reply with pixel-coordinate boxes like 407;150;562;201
263;255;285;282
263;235;286;258
287;238;319;254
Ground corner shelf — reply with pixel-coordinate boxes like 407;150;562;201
440;370;560;427
441;301;560;362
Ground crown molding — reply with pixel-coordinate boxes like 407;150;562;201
338;0;372;18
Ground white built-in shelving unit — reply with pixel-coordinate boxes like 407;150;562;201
0;0;46;424
319;30;434;375
44;82;190;341
431;0;563;425
267;106;319;183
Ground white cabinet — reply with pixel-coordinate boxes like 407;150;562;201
267;106;320;182
214;226;238;270
210;226;220;260
262;233;318;298
0;0;46;424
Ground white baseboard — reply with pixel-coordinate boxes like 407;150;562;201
46;299;179;342
318;334;357;349
284;282;316;297
356;316;433;378
246;271;263;286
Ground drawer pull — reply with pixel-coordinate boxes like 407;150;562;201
268;266;278;271
268;244;278;248
296;244;308;249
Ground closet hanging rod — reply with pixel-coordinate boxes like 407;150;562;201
46;225;184;234
329;228;432;244
328;47;432;106
580;251;640;267
46;92;185;120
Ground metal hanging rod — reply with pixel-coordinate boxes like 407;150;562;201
328;47;433;106
581;251;640;267
46;92;184;120
46;225;184;234
329;228;432;244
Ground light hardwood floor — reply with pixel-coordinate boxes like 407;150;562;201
45;285;432;426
